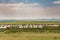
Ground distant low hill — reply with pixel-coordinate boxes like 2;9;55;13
0;19;60;22
0;19;60;24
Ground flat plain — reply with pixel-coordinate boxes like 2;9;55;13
0;21;60;40
0;32;60;40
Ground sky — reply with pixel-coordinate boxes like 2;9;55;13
0;0;60;20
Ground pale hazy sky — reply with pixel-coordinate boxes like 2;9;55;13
0;0;60;20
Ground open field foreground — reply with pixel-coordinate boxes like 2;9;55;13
0;32;60;40
0;21;60;40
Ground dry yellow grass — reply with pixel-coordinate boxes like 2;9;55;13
0;32;60;40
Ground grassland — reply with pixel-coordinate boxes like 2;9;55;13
0;21;60;24
0;21;60;40
0;28;60;40
0;32;60;40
